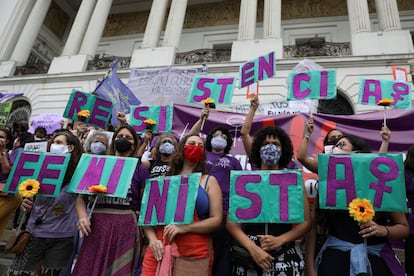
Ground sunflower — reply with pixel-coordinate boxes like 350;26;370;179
18;179;40;197
144;119;156;125
144;119;156;130
201;98;216;108
348;198;375;223
77;110;90;120
201;98;214;104
87;184;108;194
377;98;394;106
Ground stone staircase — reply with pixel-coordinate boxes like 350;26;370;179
0;219;17;275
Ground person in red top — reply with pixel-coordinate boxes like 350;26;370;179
141;134;222;276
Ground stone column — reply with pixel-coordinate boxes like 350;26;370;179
263;0;281;39
375;0;401;31
9;0;52;66
162;0;188;48
79;0;113;58
141;0;169;48
347;0;371;33
0;0;35;61
62;0;97;56
238;0;257;40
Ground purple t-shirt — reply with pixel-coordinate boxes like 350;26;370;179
28;185;78;238
206;151;242;216
405;170;414;234
95;164;150;211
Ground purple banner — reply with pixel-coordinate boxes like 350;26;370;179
172;104;414;159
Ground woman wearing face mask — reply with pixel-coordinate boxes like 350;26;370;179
142;134;177;178
84;131;109;155
297;116;344;173
73;124;150;276
8;130;83;276
297;117;392;276
227;96;311;276
141;134;223;276
314;134;409;276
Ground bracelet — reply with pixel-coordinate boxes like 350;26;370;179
304;134;310;140
384;226;390;239
0;151;7;156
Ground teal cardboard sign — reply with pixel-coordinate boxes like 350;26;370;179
229;170;304;223
287;70;337;101
4;151;71;198
67;154;138;198
239;51;276;88
318;153;407;212
138;173;201;226
358;79;412;110
129;105;172;134
63;89;113;128
188;76;235;105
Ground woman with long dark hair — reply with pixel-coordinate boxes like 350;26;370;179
8;130;83;275
142;134;223;275
73;124;150;275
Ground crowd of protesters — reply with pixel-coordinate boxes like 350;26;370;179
0;96;412;276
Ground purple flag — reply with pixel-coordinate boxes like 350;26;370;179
94;59;141;126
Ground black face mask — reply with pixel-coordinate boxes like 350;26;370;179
115;137;132;153
324;140;337;146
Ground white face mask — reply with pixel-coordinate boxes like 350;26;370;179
50;144;69;154
211;136;227;150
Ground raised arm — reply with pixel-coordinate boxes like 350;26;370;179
378;124;391;153
136;130;153;159
241;96;259;157
297;116;318;173
188;107;209;136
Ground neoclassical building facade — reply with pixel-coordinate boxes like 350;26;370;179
0;0;413;122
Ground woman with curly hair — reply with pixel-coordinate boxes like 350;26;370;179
227;95;311;275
